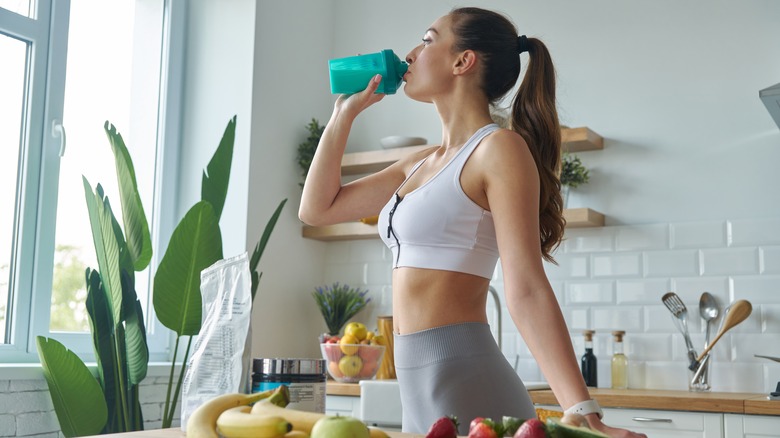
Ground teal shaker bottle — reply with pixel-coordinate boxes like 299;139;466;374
328;49;408;95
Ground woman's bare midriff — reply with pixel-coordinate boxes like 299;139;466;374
391;267;492;335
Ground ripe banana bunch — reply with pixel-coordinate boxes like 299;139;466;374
216;406;291;438
251;398;389;438
186;386;290;438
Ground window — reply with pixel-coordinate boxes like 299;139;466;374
1;0;183;363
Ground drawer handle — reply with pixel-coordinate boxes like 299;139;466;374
632;417;673;423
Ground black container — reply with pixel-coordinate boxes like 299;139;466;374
581;330;598;387
252;358;327;413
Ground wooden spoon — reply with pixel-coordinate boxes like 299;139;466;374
696;300;752;362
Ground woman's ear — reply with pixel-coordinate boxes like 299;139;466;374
452;50;478;76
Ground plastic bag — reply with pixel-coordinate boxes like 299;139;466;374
180;252;253;431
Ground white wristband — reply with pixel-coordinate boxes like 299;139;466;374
564;399;603;419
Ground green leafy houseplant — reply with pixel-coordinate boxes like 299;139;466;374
560;152;590;189
37;117;287;436
296;118;325;188
312;283;370;336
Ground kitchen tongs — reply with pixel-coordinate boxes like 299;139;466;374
662;292;699;370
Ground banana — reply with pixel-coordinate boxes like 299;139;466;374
217;407;292;438
250;399;389;438
186;386;290;438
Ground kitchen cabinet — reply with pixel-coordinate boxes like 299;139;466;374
601;407;723;438
325;394;362;418
724;413;780;437
302;127;606;241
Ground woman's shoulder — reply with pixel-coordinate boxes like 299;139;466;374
478;128;532;161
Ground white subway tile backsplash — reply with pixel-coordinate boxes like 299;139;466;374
616;278;670;304
762;246;780;274
323;263;364;286
544;254;589;279
701;247;760;276
615;224;669;251
731;276;780;303
0;415;14;437
644;250;700;277
625;334;672;361
564;227;615;253
671;221;728;249
14;411;59;436
730;218;780;246
711;362;766;392
567;281;614;304
562;307;590;330
670;277;730;305
760;304;780;333
729;333;777;362
643;361;690;390
592;306;643;331
592;253;642;277
762;363;780;392
349;240;386;262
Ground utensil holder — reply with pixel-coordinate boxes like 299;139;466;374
375;316;396;379
689;354;711;392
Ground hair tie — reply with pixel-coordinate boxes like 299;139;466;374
517;35;530;54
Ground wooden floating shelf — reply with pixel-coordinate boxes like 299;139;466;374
302;208;605;241
342;126;603;175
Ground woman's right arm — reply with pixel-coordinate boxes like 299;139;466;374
299;74;416;226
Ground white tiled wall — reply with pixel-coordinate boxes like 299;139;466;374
322;217;780;394
0;376;180;437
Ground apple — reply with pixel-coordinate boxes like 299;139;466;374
323;344;344;362
328;360;344;379
344;322;368;341
311;415;369;438
338;354;363;378
358;358;378;378
340;334;360;355
358;345;383;363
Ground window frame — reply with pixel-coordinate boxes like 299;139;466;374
0;0;185;364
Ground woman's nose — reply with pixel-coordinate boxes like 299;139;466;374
405;48;417;64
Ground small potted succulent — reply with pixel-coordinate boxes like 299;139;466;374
312;282;371;342
560;152;590;208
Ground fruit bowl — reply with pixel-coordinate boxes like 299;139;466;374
321;343;385;383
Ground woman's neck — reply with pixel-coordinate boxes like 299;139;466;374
434;89;494;150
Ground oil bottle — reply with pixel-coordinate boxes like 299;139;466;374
611;330;628;389
581;330;598;387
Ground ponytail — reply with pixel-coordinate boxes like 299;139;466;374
510;38;565;263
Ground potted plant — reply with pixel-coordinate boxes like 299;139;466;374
296;118;325;188
312;282;371;341
560;152;590;208
36;117;287;435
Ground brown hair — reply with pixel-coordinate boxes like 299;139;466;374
449;7;564;263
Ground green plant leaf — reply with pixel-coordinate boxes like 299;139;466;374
250;198;287;300
85;268;116;408
104;121;152;271
124;291;149;385
153;201;222;336
36;336;108;438
201;116;236;221
83;178;122;328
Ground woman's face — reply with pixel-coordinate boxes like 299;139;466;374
403;14;459;103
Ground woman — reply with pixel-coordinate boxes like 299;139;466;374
300;7;646;438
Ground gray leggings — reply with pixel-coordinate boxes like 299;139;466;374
394;322;536;435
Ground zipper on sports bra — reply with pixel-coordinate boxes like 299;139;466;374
387;193;402;265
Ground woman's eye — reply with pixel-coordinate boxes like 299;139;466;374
422;38;432;46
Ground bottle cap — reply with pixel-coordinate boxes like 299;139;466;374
612;330;625;341
583;330;595;341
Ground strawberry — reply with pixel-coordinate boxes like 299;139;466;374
425;415;459;438
468;421;498;438
469;417;486;432
513;418;547;438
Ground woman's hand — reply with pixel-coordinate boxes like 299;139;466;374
334;74;386;120
587;415;648;438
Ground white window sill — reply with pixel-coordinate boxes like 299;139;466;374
0;362;181;381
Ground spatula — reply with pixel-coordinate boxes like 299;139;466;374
661;292;699;370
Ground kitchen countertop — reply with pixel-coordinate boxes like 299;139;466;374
327;381;780;416
88;428;427;438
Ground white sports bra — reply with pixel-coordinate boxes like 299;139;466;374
377;124;500;279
